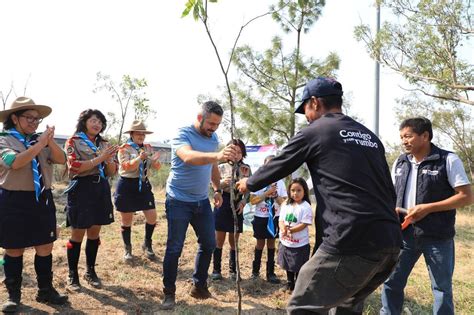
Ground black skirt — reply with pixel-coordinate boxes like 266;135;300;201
252;215;279;239
277;243;310;273
65;175;114;229
0;188;57;249
214;192;243;233
113;177;155;212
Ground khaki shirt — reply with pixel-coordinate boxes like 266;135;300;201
65;135;114;179
219;162;251;203
0;134;55;191
117;143;160;179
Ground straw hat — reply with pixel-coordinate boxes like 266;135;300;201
123;120;153;134
0;97;52;123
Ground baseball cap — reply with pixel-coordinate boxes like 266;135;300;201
295;77;343;114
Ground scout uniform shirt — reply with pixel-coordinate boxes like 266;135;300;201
65;135;115;179
117;142;160;178
219;162;251;193
0;132;55;191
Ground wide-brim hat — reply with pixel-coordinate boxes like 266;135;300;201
124;120;153;134
0;97;52;123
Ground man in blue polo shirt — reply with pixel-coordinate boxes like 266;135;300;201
381;117;472;315
238;77;402;314
161;101;238;310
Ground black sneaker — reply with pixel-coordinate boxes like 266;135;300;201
142;241;156;260
36;287;68;305
67;272;81;292
84;268;102;288
190;285;212;299
124;245;133;262
210;271;223;281
286;281;295;292
251;272;259;280
266;273;281;284
2;298;20;313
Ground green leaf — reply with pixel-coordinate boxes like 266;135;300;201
181;0;196;18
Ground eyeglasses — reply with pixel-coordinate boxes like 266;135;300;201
20;115;43;124
88;118;103;125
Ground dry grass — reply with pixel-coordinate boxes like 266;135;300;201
1;185;473;314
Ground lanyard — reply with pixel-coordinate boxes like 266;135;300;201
265;185;277;237
8;128;43;202
126;139;145;192
76;132;106;179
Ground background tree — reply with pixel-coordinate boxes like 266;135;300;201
93;72;154;144
354;0;473;105
394;96;473;179
1;85;14;111
232;0;340;146
1;75;31;110
182;1;278;312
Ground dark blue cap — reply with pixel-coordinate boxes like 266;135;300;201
295;77;343;114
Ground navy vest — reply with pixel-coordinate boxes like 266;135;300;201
394;144;455;240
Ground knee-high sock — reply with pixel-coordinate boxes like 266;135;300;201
66;240;81;272
85;238;100;268
121;226;131;246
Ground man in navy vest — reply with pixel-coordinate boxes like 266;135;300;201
381;117;472;315
238;77;402;314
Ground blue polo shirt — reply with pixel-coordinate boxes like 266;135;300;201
166;125;219;202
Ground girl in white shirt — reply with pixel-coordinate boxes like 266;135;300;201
278;178;313;291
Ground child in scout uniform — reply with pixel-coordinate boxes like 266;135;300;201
64;109;118;291
278;178;313;292
114;120;161;261
0;97;68;312
211;139;251;281
249;155;287;283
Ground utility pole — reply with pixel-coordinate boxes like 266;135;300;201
374;2;381;137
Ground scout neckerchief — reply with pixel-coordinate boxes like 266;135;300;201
8;128;44;202
265;185;277;237
126;138;146;192
76;132;105;179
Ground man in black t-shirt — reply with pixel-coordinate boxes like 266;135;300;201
238;77;402;314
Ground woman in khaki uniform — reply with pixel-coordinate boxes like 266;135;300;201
64;109;118;291
0;97;68;313
114;121;161;261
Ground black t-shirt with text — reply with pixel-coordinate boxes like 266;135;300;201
247;113;402;254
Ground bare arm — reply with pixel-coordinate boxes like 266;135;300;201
11;142;46;169
289;223;310;234
176;145;220;166
211;163;221;191
406;184;473;222
48;139;67;164
11;131;49;169
176;143;238;166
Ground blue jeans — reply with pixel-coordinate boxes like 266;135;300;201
162;195;216;291
381;229;455;315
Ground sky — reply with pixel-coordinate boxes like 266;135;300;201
1;0;406;145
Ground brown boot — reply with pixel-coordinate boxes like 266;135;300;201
161;287;176;310
190;285;212;299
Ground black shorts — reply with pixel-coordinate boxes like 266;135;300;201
214;192;243;233
277;243;310;273
252;215;279;240
0;189;57;249
113;177;155;213
65;175;114;229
